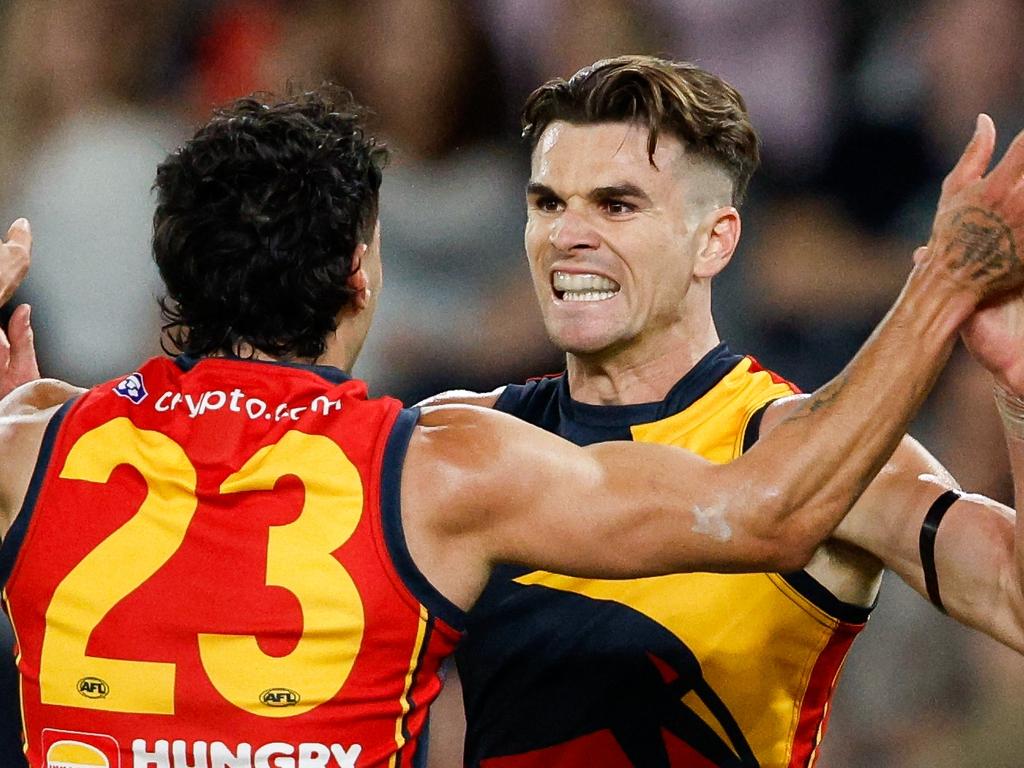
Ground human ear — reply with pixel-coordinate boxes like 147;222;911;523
347;243;371;310
693;207;741;279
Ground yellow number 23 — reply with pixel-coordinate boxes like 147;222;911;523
38;417;365;718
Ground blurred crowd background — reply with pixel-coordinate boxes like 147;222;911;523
0;0;1022;765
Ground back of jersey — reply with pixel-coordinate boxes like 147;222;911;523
1;356;461;768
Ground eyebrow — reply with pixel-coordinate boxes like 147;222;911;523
525;182;652;205
526;182;556;198
591;184;651;204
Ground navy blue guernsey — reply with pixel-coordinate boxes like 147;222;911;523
456;343;874;768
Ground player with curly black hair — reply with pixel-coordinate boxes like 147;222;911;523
0;83;1021;767
153;87;386;361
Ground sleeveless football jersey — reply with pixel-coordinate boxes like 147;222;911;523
0;356;463;768
457;343;871;768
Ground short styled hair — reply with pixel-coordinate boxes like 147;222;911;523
522;56;760;203
153;85;387;360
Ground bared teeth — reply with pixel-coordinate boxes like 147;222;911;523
562;290;617;302
552;271;620;292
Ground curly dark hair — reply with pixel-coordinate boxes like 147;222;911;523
153;85;387;360
522;56;760;204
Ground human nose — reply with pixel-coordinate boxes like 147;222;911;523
549;208;600;252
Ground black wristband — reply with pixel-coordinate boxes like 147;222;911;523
919;489;961;614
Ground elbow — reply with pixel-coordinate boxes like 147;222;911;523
749;513;823;573
764;535;818;573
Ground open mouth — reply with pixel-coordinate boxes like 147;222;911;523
552;270;621;302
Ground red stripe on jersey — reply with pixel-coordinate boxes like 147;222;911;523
788;622;863;768
745;356;802;393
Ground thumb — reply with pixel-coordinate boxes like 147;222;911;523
7;304;40;385
4;218;31;250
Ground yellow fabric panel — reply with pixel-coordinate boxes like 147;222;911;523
515;358;847;767
629;357;796;461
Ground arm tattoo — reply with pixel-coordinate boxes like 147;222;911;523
943;207;1018;282
788;373;849;421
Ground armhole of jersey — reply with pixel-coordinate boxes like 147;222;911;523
740;400;772;454
778;570;874;625
380;407;467;632
741;397;876;625
493;383;523;414
0;396;79;589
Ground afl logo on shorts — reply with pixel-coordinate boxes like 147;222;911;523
260;687;301;707
76;677;109;699
46;740;110;768
113;372;147;405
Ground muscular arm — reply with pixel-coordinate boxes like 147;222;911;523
401;270;972;609
403;119;1024;611
763;394;1024;653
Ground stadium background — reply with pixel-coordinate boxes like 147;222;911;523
0;0;1021;765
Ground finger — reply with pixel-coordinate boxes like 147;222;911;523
0;325;11;382
941;114;996;198
4;218;31;250
7;304;39;384
987;124;1024;192
912;246;929;266
0;219;31;307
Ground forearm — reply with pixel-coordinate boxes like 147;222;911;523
727;269;974;558
994;386;1024;619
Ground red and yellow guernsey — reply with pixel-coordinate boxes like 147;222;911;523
458;343;872;768
0;355;462;768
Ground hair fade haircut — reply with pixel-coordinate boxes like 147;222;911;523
153;84;387;360
522;55;760;204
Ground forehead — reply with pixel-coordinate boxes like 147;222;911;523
530;121;687;190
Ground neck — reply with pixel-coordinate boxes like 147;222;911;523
231;337;356;373
566;317;721;406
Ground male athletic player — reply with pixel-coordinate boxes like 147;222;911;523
422;57;1024;768
0;83;1023;768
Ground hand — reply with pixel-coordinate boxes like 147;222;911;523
0;218;30;306
921;115;1024;303
962;290;1024;394
0;219;39;397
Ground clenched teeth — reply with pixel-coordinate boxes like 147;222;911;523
552;271;620;292
553;271;621;301
562;290;618;302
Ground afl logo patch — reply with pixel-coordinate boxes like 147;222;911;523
260;688;301;707
76;677;109;699
113;372;148;404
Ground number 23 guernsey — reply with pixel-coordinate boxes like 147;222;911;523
1;356;462;768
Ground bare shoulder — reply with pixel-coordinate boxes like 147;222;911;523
415;386;505;409
0;378;83;535
405;402;575;530
399;402;553;609
0;378;84;420
410;402;528;476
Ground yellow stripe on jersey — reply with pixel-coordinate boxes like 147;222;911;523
390;606;428;767
629;356;796;460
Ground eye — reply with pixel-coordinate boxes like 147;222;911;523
531;196;564;213
603;199;635;215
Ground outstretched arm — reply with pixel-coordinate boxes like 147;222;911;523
760;393;1024;654
0;218;39;397
823;187;1024;655
402;116;1024;610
